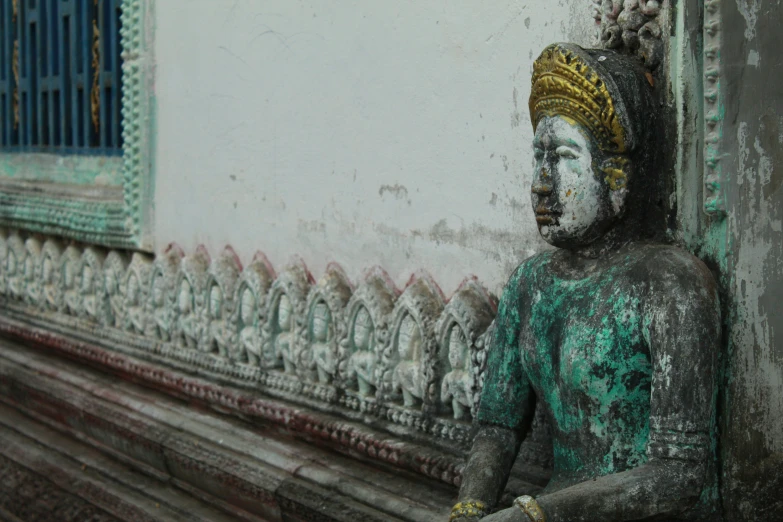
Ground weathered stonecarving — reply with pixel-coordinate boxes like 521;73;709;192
592;0;665;69
0;231;552;453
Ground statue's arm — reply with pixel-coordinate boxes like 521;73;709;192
455;268;535;518
521;257;721;522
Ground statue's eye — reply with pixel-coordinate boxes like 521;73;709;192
555;146;579;160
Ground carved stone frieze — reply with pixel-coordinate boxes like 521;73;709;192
123;252;152;334
0;229;555;462
145;244;183;342
299;263;353;390
435;278;497;421
592;0;665;69
260;259;313;373
338;267;398;411
232;252;275;366
174;246;210;351
203;247;242;358
383;274;445;422
40;239;64;312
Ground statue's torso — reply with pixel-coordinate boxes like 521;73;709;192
514;244;678;490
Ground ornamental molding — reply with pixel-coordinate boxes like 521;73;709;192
0;0;154;250
592;0;666;69
703;0;726;216
0;229;553;466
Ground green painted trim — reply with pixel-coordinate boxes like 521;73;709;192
0;0;154;251
0;154;123;186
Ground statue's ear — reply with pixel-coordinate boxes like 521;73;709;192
601;156;632;214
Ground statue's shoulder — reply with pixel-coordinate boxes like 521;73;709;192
506;250;555;289
628;243;718;296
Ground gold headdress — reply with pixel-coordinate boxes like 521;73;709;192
529;44;628;154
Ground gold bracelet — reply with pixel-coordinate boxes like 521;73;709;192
513;495;546;522
449;500;489;521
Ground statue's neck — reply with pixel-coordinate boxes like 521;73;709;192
568;224;638;259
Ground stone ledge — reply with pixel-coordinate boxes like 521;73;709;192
0;335;455;521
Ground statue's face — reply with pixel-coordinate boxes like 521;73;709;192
532;116;623;248
240;287;255;325
209;285;222;318
448;324;468;370
397;314;421;360
353;306;372;350
277;294;292;331
312;302;330;343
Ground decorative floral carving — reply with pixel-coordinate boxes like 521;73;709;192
203;247;242;358
593;0;664;69
232;252;275;365
435;278;497;420
338;268;397;402
384;274;445;415
260;260;312;372
299;263;352;384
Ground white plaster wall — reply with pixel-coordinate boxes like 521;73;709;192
154;1;594;295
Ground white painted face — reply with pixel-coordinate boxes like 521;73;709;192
353;306;373;351
240;287;255;325
448;324;468;370
531;116;623;248
277;294;292;331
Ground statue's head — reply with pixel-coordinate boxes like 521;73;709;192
152;273;164;305
353;306;373;351
448;324;468;370
397;313;422;361
7;251;16;275
23;254;34;280
529;43;658;249
312;302;331;343
239;287;255;325
277;293;292;331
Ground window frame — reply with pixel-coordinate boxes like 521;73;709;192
0;0;154;251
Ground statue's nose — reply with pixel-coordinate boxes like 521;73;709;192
531;183;553;196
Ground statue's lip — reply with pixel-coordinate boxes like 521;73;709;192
534;207;561;216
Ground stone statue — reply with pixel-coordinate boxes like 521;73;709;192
81;264;98;320
238;286;262;364
126;272;145;333
272;294;297;373
452;44;720;522
310;302;335;384
440;324;472;421
176;278;198;349
151;272;172;340
61;248;81;316
391;313;425;407
346;306;377;397
41;255;58;310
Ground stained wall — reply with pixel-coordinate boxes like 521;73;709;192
152;1;594;295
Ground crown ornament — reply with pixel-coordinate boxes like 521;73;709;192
529;44;628;154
